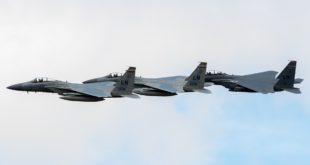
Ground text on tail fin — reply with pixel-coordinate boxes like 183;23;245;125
275;61;296;88
184;62;207;91
111;67;136;96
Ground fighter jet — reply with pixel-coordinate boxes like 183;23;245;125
205;61;303;94
7;67;137;101
83;62;211;96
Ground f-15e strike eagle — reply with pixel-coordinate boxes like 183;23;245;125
83;62;212;96
7;61;303;102
84;61;303;95
205;61;303;94
7;67;138;102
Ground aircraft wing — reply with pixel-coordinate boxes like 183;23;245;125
236;71;278;94
48;82;115;98
140;81;179;93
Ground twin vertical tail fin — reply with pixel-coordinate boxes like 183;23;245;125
183;62;209;93
276;61;296;88
111;67;138;97
275;61;302;94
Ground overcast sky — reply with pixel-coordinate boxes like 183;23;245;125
0;0;309;165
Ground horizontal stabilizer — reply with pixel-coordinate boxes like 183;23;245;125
121;94;140;99
283;88;301;94
204;82;214;87
194;88;212;94
294;78;303;84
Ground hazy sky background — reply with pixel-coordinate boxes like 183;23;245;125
0;0;309;165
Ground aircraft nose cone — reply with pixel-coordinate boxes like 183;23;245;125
7;84;23;91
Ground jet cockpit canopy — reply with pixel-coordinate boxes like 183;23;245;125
206;70;227;75
30;77;56;83
104;72;122;78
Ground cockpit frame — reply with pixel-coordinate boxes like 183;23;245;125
206;70;227;75
105;72;122;78
30;77;56;83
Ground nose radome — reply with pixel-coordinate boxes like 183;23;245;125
7;84;23;91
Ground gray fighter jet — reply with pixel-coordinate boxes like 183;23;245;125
7;67;137;101
83;62;211;96
205;61;303;94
